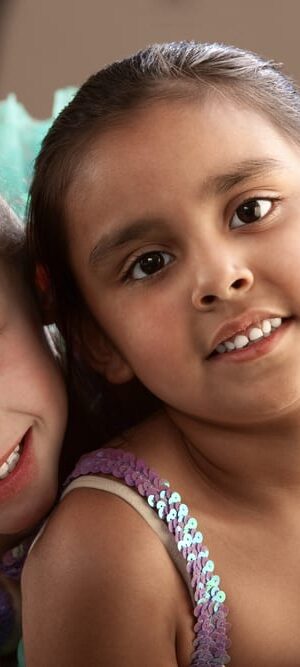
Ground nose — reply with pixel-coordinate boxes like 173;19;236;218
191;261;254;310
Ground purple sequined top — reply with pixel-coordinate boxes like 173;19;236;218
66;447;231;666
0;540;32;581
0;538;33;652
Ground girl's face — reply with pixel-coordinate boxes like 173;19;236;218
0;260;67;534
66;98;300;426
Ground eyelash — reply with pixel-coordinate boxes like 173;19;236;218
229;196;281;229
121;250;174;283
121;196;281;283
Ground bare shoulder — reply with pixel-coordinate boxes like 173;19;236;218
22;487;185;667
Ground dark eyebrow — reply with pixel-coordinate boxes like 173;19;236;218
89;219;166;267
205;157;283;194
89;157;284;267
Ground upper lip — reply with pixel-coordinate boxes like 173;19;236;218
208;310;288;356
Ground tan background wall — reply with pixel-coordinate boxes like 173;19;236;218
0;0;299;117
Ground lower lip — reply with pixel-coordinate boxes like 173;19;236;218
0;428;35;503
210;319;292;363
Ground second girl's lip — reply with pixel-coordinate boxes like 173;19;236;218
0;427;34;502
0;432;27;468
207;310;289;357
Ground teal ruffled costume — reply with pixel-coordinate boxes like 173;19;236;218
0;87;77;220
17;638;25;667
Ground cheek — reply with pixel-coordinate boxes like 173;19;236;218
103;293;186;356
252;222;300;295
267;238;300;292
116;312;191;396
3;330;66;414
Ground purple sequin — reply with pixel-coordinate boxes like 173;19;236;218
0;588;14;648
0;536;36;651
0;539;32;580
66;447;231;666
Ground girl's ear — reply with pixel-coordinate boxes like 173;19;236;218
79;315;134;385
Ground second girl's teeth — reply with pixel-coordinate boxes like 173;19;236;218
215;317;283;354
0;444;21;480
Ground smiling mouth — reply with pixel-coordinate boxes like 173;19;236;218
0;434;27;480
209;316;288;358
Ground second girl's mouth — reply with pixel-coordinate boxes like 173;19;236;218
0;429;31;481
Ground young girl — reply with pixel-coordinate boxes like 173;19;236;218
0;196;68;663
22;41;300;666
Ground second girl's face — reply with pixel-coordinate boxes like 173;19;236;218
66;98;300;426
0;260;67;534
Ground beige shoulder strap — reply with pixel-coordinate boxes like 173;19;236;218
61;475;193;601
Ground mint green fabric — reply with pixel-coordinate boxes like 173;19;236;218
0;88;77;220
17;638;25;667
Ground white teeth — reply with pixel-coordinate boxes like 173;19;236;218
7;451;20;471
270;317;282;328
0;442;22;480
248;327;263;341
225;341;235;351
214;316;284;354
0;462;9;479
233;334;249;349
262;319;272;335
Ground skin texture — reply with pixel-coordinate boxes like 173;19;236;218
0;259;67;540
0;250;67;660
23;98;300;666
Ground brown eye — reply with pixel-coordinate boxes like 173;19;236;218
230;199;272;229
130;251;172;280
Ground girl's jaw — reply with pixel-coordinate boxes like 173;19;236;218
0;420;63;535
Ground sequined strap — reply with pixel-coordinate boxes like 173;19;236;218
65;447;231;666
62;475;194;601
0;539;33;580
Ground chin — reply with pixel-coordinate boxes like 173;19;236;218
1;511;42;536
1;483;57;537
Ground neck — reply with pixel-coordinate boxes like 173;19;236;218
166;406;300;510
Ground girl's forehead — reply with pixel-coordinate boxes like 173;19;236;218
118;95;276;133
67;98;298;217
